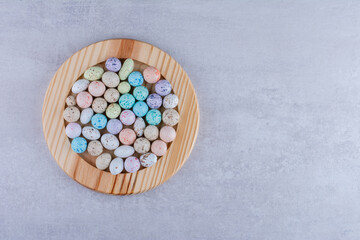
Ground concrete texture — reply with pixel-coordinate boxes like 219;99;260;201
1;0;360;239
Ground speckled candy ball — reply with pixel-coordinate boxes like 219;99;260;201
128;71;144;87
134;137;151;154
102;71;120;88
63;106;80;122
146;109;162;125
155;80;172;96
133;101;149;117
104;88;120;103
105;57;122;72
119;128;136;145
160;126;177;142
88;81;106;97
76;91;93;108
106;119;123;134
124;156;140;173
162;109;179;126
120;110;136;126
92;97;107;113
140;153;157;167
118;82;131;94
119;93;135;109
133;86;149;101
143;66;161;83
144;125;159;141
91;113;107;129
105;103;121;118
151;140;168;156
146;93;162;109
71;137;87;153
163;94;178;109
65;123;81;139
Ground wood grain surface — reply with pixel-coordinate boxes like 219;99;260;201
42;39;200;195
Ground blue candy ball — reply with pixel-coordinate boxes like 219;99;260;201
119;93;136;109
71;137;87;153
91;113;108;129
133;101;149;117
146;109;162;125
133;86;149;101
128;71;144;87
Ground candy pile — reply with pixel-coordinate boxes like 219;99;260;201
63;58;179;174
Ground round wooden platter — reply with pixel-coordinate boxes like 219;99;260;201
42;39;200;195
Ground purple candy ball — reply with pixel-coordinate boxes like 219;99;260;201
106;119;123;134
105;57;122;72
155;80;172;96
146;93;162;109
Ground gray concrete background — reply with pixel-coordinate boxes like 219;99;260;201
1;0;360;239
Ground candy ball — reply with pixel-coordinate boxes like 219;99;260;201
163;94;178;109
143;66;160;84
128;71;144;87
151;140;167;156
104;88;120;103
144;125;159;141
162;109;179;126
133;86;149;101
160;126;176;142
82;126;100;140
119;128;136;145
155;80;172;96
146;93;162;109
106;103;121;119
106;119;123;134
84;66;104;81
92;97;107;113
109;157;124;175
80;108;94;124
105;57;121;72
118;81;131;94
91;113;107;129
119;58;134;80
96;153;112;170
66;96;76;106
88;81;106;97
134;117;145;137
124;156;140;173
146;109;162;125
87;140;103;156
76;91;93;108
102;71;120;88
119;93;135;109
72;79;89;94
133;101;149;117
134;137;151;154
140;153;157;167
71;137;87;153
115;146;135;158
63;106;80;122
120;110;136;125
101;133;120;150
65;123;81;139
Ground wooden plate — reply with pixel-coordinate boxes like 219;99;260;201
42;39;200;195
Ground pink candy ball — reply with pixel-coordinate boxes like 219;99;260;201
88;81;106;97
151;140;167;156
65;123;82;139
143;66;160;83
124;156;140;173
160;126;176;143
119;128;136;145
120;110;136;125
76;91;93;108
